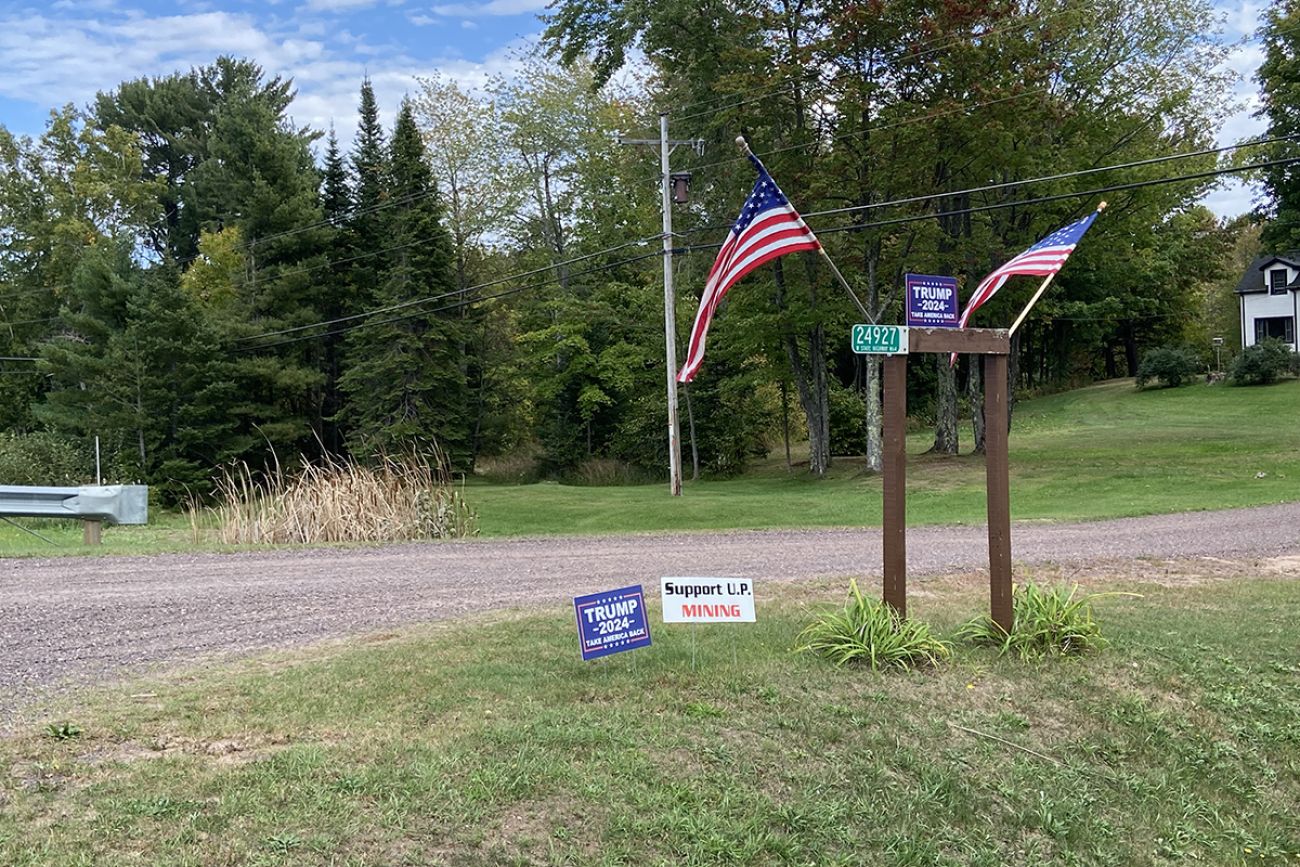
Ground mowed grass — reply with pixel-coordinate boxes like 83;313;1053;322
2;568;1298;866
471;378;1300;535
2;377;1298;553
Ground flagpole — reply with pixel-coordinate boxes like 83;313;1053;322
1008;201;1107;337
735;137;874;324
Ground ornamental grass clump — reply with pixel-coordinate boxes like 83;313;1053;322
796;579;951;671
959;580;1134;660
195;447;477;545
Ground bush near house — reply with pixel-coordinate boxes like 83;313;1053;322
1135;347;1199;388
1231;338;1296;385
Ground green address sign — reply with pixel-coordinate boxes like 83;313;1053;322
851;324;910;355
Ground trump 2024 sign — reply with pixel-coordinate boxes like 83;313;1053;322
660;578;756;623
573;585;652;660
905;273;959;328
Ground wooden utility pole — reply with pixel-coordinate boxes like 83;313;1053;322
615;119;704;497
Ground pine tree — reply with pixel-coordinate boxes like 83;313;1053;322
319;127;353;454
339;102;468;461
350;79;389;308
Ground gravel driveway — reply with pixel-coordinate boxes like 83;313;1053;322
3;502;1299;721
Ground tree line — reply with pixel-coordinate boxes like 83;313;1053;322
0;0;1271;499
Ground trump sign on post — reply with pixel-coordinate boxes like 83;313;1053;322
661;578;756;623
573;585;652;661
905;273;959;328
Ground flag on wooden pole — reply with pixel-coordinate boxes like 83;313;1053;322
677;152;820;383
951;206;1104;364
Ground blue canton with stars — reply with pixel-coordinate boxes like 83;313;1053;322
1024;211;1099;254
574;585;652;661
731;154;797;235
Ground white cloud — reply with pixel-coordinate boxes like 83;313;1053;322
0;3;538;153
301;0;383;11
409;13;437;25
429;0;548;18
1202;178;1259;218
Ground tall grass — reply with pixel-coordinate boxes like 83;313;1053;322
193;449;477;545
959;580;1136;659
796;579;952;671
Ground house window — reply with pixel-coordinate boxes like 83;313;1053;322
1255;316;1296;344
1270;268;1289;294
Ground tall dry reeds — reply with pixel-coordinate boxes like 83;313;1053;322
194;449;477;545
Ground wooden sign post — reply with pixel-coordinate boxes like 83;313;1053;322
876;327;1013;632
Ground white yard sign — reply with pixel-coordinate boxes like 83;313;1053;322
660;577;756;623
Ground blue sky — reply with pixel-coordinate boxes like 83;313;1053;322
0;0;1271;216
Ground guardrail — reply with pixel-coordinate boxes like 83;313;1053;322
0;485;148;545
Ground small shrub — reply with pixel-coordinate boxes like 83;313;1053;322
1231;338;1294;386
474;451;541;485
44;721;83;741
959;580;1135;659
1136;347;1199;388
562;457;657;486
796;579;951;670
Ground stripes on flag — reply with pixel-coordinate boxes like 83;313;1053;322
677;154;820;384
956;211;1101;333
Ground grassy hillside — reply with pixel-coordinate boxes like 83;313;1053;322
2;378;1297;553
2;567;1297;865
470;378;1300;535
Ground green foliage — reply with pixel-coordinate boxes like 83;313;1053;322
339;102;469;462
828;380;867;456
1231;338;1296;386
0;432;89;485
959;581;1129;659
1256;1;1300;249
1136;346;1199;388
43;721;82;741
796;579;951;671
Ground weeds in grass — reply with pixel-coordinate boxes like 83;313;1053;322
194;446;477;545
43;722;82;741
959;580;1136;659
796;579;951;670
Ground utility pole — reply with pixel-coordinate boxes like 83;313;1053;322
615;114;704;497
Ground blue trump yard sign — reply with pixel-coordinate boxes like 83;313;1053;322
905;273;959;328
574;585;652;661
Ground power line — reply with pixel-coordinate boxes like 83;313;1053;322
241;157;1291;352
666;157;1296;257
238;250;663;352
672;135;1286;242
236;234;662;343
810;156;1292;236
799;135;1292;221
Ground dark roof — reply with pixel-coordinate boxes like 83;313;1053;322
1236;252;1300;294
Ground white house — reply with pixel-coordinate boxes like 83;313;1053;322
1236;254;1300;350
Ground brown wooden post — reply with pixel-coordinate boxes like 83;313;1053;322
83;520;102;546
882;354;908;618
983;354;1013;632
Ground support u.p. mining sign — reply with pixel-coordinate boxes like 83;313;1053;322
660;577;756;623
573;584;652;660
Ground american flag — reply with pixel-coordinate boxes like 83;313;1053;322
677;153;821;383
957;210;1100;331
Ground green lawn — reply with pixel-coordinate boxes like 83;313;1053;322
470;378;1300;535
2;377;1298;554
3;568;1298;865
